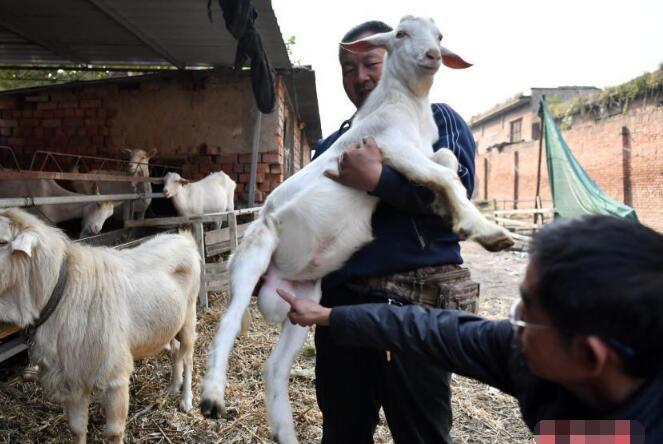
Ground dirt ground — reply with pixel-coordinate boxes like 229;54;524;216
0;242;533;443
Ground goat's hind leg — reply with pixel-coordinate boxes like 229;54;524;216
265;280;321;444
200;218;279;419
382;146;513;251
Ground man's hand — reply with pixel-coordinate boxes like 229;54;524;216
277;289;332;327
324;136;383;192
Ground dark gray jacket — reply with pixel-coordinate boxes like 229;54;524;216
330;304;663;441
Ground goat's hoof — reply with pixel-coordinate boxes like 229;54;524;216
200;398;225;419
476;231;515;252
179;398;193;413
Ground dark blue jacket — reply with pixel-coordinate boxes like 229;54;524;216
330;304;663;440
313;103;476;289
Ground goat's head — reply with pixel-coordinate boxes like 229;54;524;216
340;16;471;95
163;172;189;199
124;148;158;175
80;201;116;236
0;208;66;327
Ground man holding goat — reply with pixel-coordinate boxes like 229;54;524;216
312;19;478;444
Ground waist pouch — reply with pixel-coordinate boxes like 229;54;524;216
349;264;480;312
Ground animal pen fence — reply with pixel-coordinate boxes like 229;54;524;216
0;147;260;363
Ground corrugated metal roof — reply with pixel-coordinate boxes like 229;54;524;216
0;0;291;70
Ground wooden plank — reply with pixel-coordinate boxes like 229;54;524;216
205;272;228;282
0;169;161;183
192;222;208;309
493;216;540;229
0;337;27;363
205;262;227;274
228;212;238;252
0;323;19;340
492;208;554;216
205;224;250;247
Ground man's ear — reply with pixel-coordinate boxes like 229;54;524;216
11;232;38;257
340;30;395;54
573;336;610;377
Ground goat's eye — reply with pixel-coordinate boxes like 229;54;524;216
396;31;408;39
0;240;8;246
438;34;443;41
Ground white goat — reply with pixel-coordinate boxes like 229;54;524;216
72;148;157;221
0;208;200;444
0;179;116;237
162;171;236;219
200;16;513;443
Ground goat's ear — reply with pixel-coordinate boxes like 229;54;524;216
92;182;101;195
11;232;37;257
122;148;133;155
340;30;394;53
440;46;472;69
147;148;158;158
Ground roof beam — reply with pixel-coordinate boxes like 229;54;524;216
86;0;186;69
0;17;90;65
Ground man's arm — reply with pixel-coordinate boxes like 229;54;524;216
278;290;515;394
329;304;514;394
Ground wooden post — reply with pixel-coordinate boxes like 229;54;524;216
248;110;263;208
534;104;546;225
192;221;208;309
229;211;238;252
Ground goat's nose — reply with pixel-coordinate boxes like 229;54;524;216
426;49;441;61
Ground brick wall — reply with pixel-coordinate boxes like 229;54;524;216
476;98;663;231
0;71;314;205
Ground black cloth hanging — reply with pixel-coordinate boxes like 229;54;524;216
209;0;276;113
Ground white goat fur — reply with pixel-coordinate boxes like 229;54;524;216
163;171;236;217
201;16;513;443
0;179;115;236
72;148;156;221
0;208;201;444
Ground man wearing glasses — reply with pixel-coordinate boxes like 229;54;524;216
278;215;663;440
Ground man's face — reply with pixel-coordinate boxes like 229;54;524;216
517;262;589;384
340;32;386;109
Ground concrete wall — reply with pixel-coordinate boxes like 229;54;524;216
475;98;663;231
0;70;313;205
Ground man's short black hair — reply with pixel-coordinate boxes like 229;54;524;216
530;215;663;378
339;20;393;61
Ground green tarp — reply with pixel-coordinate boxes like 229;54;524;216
540;98;638;221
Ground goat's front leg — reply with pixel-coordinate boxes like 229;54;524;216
64;391;91;444
265;280;321;444
381;144;513;251
101;378;130;444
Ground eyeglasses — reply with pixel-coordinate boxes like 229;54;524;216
509;299;552;331
508;299;637;359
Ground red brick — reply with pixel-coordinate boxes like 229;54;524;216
262;153;280;164
218;154;237;163
220;163;234;172
7;137;25;146
85;118;104;126
19;119;38;128
0;97;16;110
80;99;102;108
239;174;250;183
37;102;57;110
84;109;96;117
0;128;10;136
269;164;283;174
42;119;61;128
257;163;269;173
239;154;253;163
64;117;83;127
58;101;78;109
0;119;18;128
233;163;244;173
25;95;49;102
